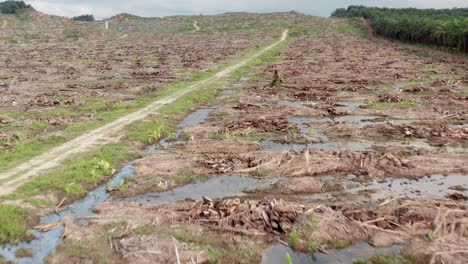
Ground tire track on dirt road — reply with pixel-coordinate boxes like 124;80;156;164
0;30;288;196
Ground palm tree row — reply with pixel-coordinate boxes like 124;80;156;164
332;6;468;53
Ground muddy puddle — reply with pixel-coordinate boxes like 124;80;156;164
289;115;387;128
261;114;433;151
350;173;468;200
260;138;433;152
262;243;402;264
145;106;216;152
123;175;282;204
303;173;468;202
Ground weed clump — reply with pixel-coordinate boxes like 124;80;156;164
0;204;33;244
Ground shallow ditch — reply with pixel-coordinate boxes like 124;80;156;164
123;175;283;204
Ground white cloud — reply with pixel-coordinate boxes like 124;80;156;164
28;0;91;17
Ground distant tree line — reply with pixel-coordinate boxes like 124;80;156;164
332;6;468;53
0;0;32;14
72;14;95;21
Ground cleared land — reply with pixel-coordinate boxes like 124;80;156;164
0;8;467;264
0;30;288;196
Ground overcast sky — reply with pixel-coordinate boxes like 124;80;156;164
26;0;468;19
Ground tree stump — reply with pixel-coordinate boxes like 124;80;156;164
269;69;283;88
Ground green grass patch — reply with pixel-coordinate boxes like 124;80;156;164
307;240;317;251
129;118;173;144
0;135;67;174
288;232;300;248
334;18;366;36
168;170;202;186
5;143;133;200
334;239;350;249
249;168;273;178
0;204;33;244
27;198;51;208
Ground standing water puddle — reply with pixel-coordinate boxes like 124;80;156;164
278;100;361;112
289;116;387;128
260;138;434;152
350;174;468;200
260;115;431;152
0;107;217;263
124;175;282;204
262;243;402;264
303;174;468;202
145;107;216;152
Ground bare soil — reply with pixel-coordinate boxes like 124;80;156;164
7;14;468;264
0;29;288;196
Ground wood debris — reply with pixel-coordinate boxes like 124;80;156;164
377;93;404;103
187;198;304;235
35;221;62;232
224;117;296;133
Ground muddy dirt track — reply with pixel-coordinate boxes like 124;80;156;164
1;15;467;264
0;30;288;196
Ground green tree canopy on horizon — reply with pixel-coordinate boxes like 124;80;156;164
0;0;32;14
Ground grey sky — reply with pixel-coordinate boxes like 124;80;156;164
26;0;468;19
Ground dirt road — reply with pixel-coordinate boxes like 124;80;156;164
1;20;7;29
192;20;200;33
0;30;288;196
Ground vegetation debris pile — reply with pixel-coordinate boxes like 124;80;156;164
187;198;305;235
